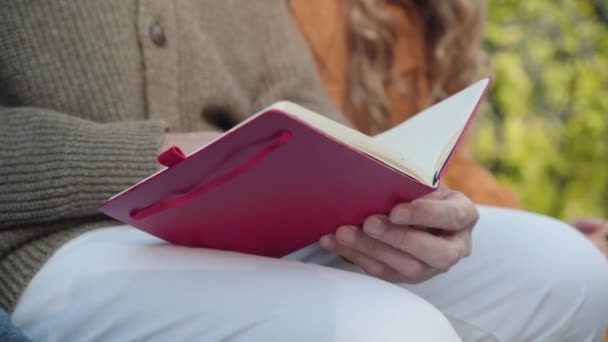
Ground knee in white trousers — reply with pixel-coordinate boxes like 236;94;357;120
414;207;608;342
12;227;461;342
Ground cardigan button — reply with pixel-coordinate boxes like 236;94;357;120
149;22;167;47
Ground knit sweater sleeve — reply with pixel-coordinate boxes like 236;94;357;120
250;0;352;127
0;106;166;229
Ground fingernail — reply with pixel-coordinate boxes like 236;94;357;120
336;226;357;245
320;235;336;250
364;217;384;236
390;207;410;224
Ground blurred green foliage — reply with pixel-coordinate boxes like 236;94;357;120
477;0;608;219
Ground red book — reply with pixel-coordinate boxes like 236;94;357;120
99;78;492;257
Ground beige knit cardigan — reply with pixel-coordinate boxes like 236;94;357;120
0;0;346;312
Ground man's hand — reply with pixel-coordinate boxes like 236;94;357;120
160;132;222;155
571;217;608;256
320;187;479;283
160;131;221;155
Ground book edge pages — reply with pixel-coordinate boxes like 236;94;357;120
101;101;433;205
270;102;429;184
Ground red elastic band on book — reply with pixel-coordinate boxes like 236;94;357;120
129;130;292;220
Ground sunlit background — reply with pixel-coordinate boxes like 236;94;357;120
476;0;608;219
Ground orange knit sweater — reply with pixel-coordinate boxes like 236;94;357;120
290;0;520;208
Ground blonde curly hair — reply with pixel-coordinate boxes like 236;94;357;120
345;0;488;134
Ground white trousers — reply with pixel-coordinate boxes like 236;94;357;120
12;206;608;342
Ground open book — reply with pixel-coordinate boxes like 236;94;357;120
99;78;491;257
271;77;490;186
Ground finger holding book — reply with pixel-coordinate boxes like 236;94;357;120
320;188;478;283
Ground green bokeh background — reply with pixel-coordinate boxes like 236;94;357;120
477;0;608;219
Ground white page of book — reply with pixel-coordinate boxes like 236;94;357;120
373;78;490;183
